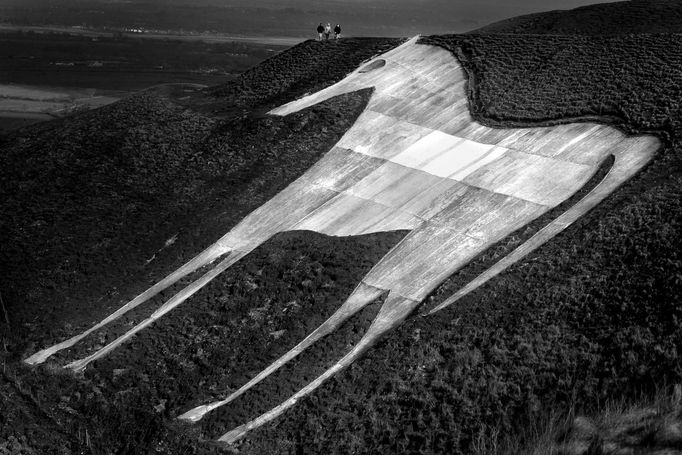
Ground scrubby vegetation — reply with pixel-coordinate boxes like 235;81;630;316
476;385;682;455
424;33;682;138
0;37;402;454
2;1;682;454
476;0;682;35
203;37;404;113
231;8;682;455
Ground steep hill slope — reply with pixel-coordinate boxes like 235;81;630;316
233;34;682;455
1;2;682;455
476;0;682;35
235;3;682;454
0;38;405;454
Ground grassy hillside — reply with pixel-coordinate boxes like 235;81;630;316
0;37;403;454
1;1;681;454
476;0;682;35
237;5;682;455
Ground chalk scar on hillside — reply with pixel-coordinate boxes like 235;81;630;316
23;36;660;444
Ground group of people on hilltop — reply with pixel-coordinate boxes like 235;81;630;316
317;23;341;41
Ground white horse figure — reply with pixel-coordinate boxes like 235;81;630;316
25;36;660;444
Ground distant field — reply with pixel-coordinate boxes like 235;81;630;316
0;0;477;37
0;30;288;131
0;30;286;89
0;25;303;47
0;84;122;132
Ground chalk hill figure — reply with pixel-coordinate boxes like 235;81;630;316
24;36;660;444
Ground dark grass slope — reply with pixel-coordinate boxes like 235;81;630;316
0;37;405;454
2;2;682;454
191;37;404;117
0;36;402;346
424;33;682;138
4;230;407;455
0;86;374;351
235;3;682;455
474;0;682;35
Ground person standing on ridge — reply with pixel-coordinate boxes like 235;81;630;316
317;22;325;41
334;24;341;39
324;23;331;40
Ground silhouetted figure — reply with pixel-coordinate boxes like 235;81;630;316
334;24;341;40
324;23;331;40
317;23;324;41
